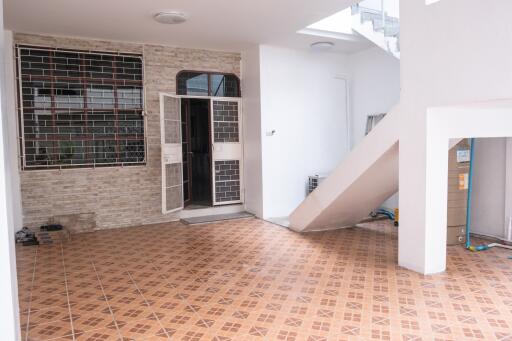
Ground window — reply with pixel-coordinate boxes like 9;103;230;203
16;45;145;169
177;71;240;97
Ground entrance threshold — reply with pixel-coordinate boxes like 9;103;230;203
181;212;253;225
178;204;245;220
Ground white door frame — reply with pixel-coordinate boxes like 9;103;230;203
210;98;244;206
159;93;184;214
160;93;245;210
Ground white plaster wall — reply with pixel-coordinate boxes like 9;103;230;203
259;45;350;219
348;47;400;210
349;47;400;147
471;138;506;239
0;14;21;341
505;138;512;242
3;31;22;231
241;46;264;218
399;0;512;273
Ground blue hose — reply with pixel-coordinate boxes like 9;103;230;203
376;208;395;220
465;138;489;252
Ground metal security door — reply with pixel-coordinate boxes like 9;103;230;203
210;99;243;205
160;94;184;213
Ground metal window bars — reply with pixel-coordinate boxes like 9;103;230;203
16;45;146;170
365;113;387;136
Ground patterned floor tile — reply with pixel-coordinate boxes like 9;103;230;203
17;219;512;341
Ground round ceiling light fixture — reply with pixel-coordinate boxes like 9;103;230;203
154;11;188;24
310;41;335;51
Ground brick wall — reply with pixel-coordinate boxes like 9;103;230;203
15;33;241;230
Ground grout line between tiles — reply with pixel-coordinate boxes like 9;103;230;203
89;257;124;340
17;220;512;341
60;242;76;341
24;246;39;341
125;271;172;340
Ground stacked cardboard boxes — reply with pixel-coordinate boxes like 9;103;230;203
447;139;470;245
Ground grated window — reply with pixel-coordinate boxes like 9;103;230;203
16;45;146;170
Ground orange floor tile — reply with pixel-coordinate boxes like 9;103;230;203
16;218;512;341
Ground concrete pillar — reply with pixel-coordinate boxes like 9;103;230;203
398;107;448;274
504;138;512;241
0;2;21;338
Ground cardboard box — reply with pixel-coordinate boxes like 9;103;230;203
447;226;466;245
51;213;96;234
36;227;71;245
447;207;467;226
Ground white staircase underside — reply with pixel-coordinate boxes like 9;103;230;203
289;107;400;232
288;104;465;233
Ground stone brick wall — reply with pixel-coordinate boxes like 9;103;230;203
15;33;241;230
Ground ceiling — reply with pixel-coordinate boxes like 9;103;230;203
4;0;370;53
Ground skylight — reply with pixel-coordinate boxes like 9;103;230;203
307;8;353;35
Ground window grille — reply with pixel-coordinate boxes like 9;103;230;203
365;113;386;135
16;45;146;169
308;175;327;195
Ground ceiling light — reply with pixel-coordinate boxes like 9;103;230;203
154;11;188;24
310;41;334;51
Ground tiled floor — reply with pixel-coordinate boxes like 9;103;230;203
16;218;512;341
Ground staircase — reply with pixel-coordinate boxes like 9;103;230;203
288;108;464;232
289;107;400;232
287;0;402;232
351;1;400;59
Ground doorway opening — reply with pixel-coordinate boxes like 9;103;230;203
181;98;212;208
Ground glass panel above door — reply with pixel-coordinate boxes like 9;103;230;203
177;72;209;96
177;71;240;98
211;74;240;98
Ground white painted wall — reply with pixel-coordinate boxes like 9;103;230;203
242;44;401;220
505;138;512;242
0;6;22;339
242;46;264;218
471;138;507;239
348;47;400;210
3;31;22;232
349;47;400;146
259;45;350;219
399;0;512;273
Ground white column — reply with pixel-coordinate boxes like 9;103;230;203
3;31;22;231
398;108;449;275
398;103;429;273
422;122;449;273
0;3;21;338
504;138;512;242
